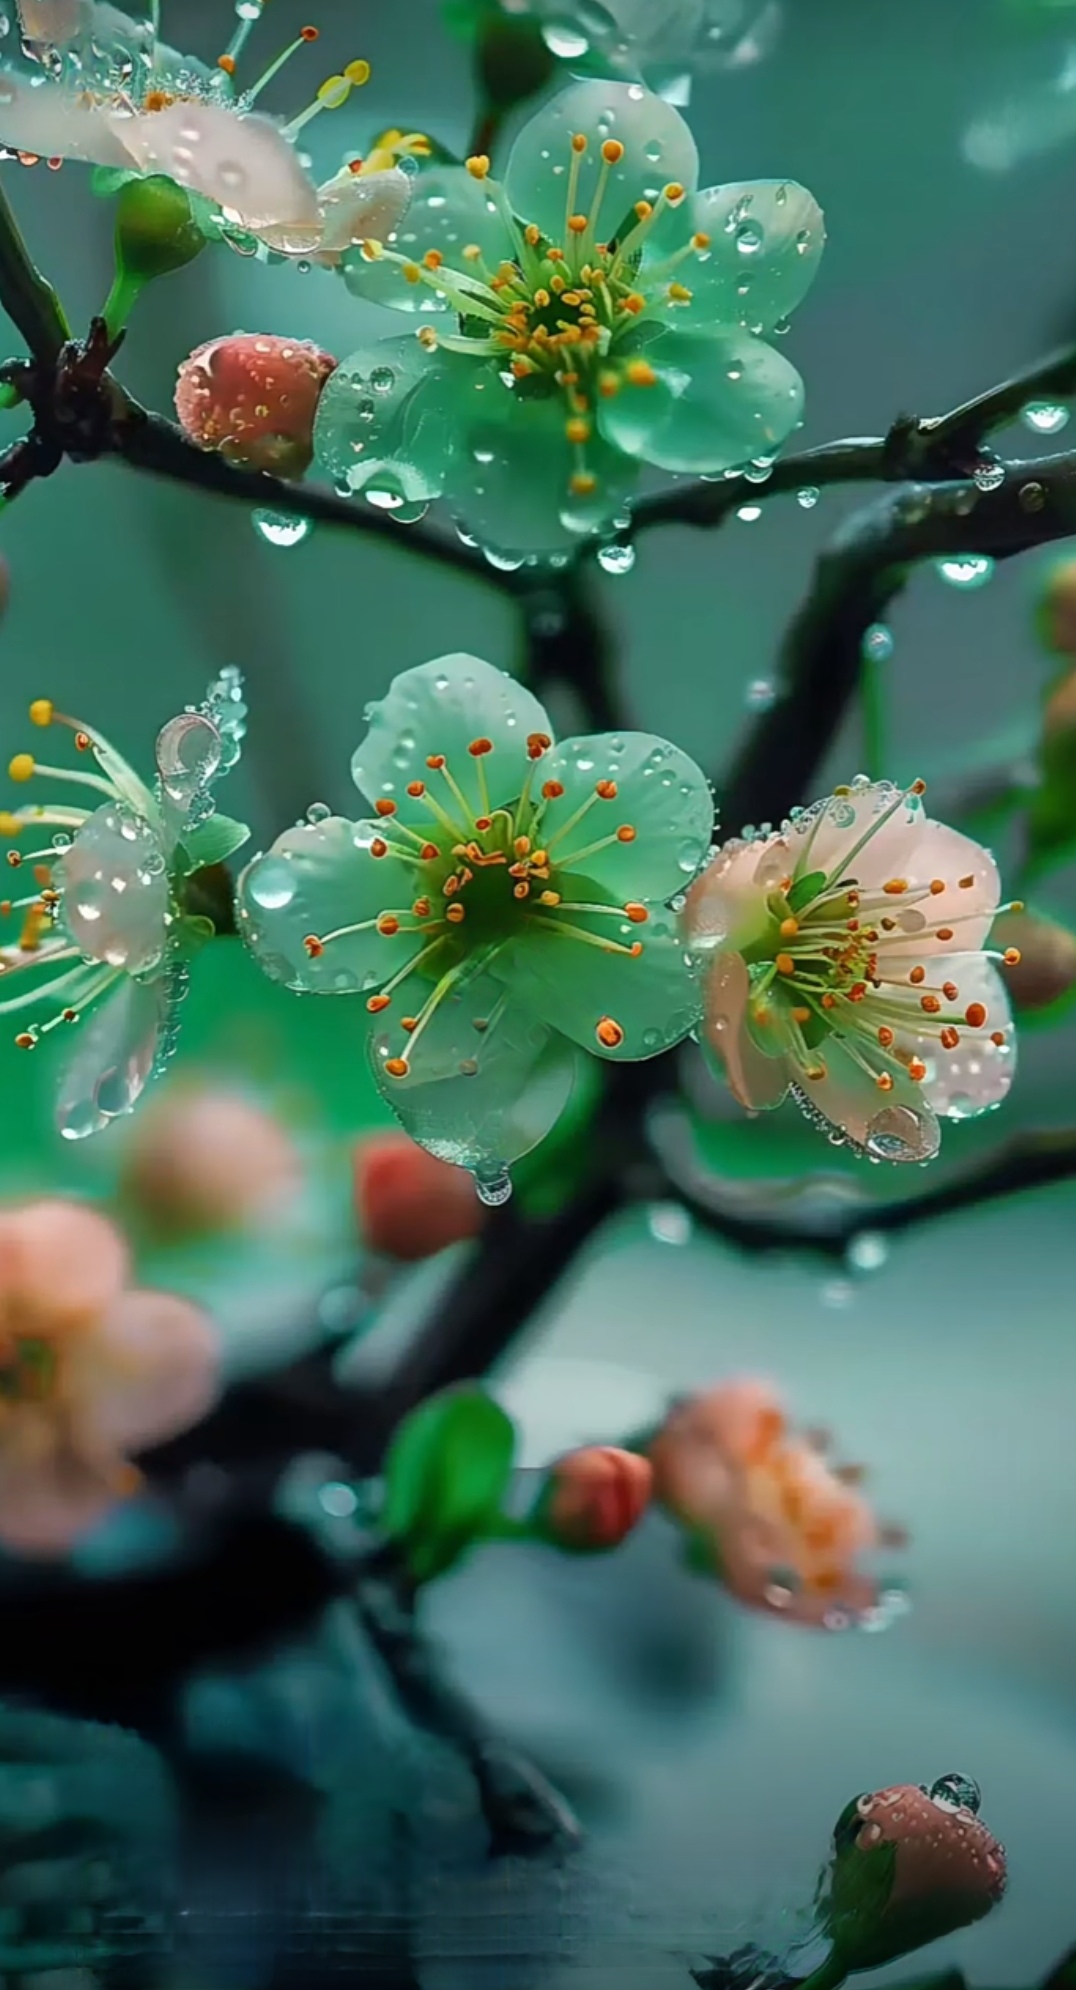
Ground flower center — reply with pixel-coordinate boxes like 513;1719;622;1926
364;133;711;498
302;735;649;1075
0;1333;57;1407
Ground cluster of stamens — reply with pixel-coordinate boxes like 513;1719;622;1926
361;130;712;499
746;783;1021;1094
302;735;650;1078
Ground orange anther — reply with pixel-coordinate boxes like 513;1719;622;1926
420;842;439;861
991;1029;1006;1045
301;25;319;39
941;1026;960;1049
406;780;426;797
217;53;236;75
942;980;958;1001
595;779;617;799
908;1057;927;1081
965;1001;987;1027
375;797;397;817
568;213;589;234
920;994;941;1014
570;471;597;494
367;994;391;1013
412;897;431;917
423;249;443;270
384;1057;409;1077
616;824;636;842
909;965;925;984
625;358;656;385
468;737;493;757
596;1016;625;1048
779;917;799;939
959;874;975;889
601;138;624;163
303;934;324;957
542;779;565;800
882;878;907;895
75;732;90;751
624;903;648;923
775;953;796;976
1003;947;1021;966
513;881;530;899
14;1032;35;1049
377;915;400;936
571;132;588;153
930;878;946;895
426;753;446;769
876;1071;894;1091
936;926;953;941
791;1005;811;1024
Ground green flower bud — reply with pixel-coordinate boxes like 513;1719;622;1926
104;176;206;335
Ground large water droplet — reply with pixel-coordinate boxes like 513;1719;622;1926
861;623;894;663
1021;400;1070;435
935;554;994;590
797;486;820;508
247;858;295;912
253;509;311;548
865;1104;940;1163
542;22;589;56
597;541;636;576
929;1772;982;1815
156;711;221;806
475;1165;512;1207
973;459;1005;492
735;221;763;255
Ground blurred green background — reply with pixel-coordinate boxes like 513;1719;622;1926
3;1;1076;1981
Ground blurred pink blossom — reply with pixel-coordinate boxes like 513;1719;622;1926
648;1377;897;1626
123;1085;301;1238
0;1199;219;1555
544;1444;652;1551
354;1132;485;1262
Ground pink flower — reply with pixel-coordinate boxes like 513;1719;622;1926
122;1085;302;1238
543;1445;652;1551
648;1378;897;1627
354;1132;485;1262
0;1199;219;1556
817;1778;1007;1969
175;334;337;479
684;777;1016;1163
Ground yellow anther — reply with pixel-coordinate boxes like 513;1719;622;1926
525;224;541;246
570;471;597;495
534;287;551;308
416;325;439;350
692;231;711;250
360;239;384;260
466;154;491;179
423;249;443;270
567;213;588;234
566;417;591;444
8;755;34;783
775;952;796;976
29;700;53;728
779;917;799;939
634;200;653;220
625;359;656;387
668;282;693;303
664;181;685;203
345;58;371;85
621;293;646;315
462;242;482;261
317;74;352;108
598;371;621;398
0;812;21;836
402;262;421;283
571;132;587;153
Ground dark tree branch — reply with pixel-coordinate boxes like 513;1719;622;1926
0;181;70;364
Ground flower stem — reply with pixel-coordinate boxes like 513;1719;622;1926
0;181;71;363
100;268;145;343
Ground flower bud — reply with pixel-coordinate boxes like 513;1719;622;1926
354;1132;485;1261
175;334;337;480
543;1445;652;1552
817;1778;1006;1971
995;907;1076;1011
1038;559;1076;656
114;175;205;286
122;1087;301;1239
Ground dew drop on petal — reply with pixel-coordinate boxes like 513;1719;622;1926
865;1104;940;1163
797;486;820;508
253;509;311;548
247;858;296;912
745;678;776;711
597;542;636;576
475;1165;512;1208
541;22;590;56
861;623;894;663
648;1202;693;1246
736;504;762;522
846;1230;888;1273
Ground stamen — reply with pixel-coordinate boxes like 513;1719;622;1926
245;25;322;105
530;915;642;958
283;59;371;139
7;756;114;799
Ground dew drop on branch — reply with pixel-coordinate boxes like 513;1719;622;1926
935;554;994;589
252;509;311;548
1020;400;1070;435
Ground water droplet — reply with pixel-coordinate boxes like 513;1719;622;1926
252;509;311;548
597;541;636;575
483;548;525;571
973;458;1005;492
929;1772;981;1815
475;1165;512;1207
865;1103;940;1163
846;1230;888;1273
648;1203;693;1246
736;504;762;522
797;486;820;508
745;678;776;711
677;837;705;874
1021;400;1069;435
318;1480;358;1518
306;802;331;825
935;554;994;589
51;830;72;851
643;140;663;163
735;221;763;255
542;22;590;57
370;365;396;394
1019;481;1046;513
862;623;894;663
822;1278;854;1309
247;858;295;911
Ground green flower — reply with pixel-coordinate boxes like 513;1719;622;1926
443;0;781;102
237;654;712;1197
314;76;824;556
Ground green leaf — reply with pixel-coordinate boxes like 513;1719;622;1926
787;868;827;913
382;1385;516;1583
179;815;251;873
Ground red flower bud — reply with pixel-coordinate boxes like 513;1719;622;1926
353;1132;485;1262
544;1445;652;1551
818;1778;1006;1970
175;334;337;479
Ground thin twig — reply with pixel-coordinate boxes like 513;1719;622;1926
0;180;70;364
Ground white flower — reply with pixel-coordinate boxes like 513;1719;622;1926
684;777;1020;1163
0;0;411;261
0;668;248;1141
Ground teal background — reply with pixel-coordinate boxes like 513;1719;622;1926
1;1;1076;1981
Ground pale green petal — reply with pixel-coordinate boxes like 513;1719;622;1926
352;655;552;825
795;1039;941;1164
341;165;513;313
56;972;171;1144
540;731;713;900
370;966;579;1184
446;368;639;555
495;907;700;1060
313;336;458;502
57;803;170;976
646;180;825;336
236;817;425;995
505;78;699;244
598;326;803;473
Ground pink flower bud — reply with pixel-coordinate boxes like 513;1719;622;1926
544;1445;652;1551
818;1778;1007;1970
175;334;337;479
122;1087;301;1239
354;1133;485;1262
995;906;1076;1012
